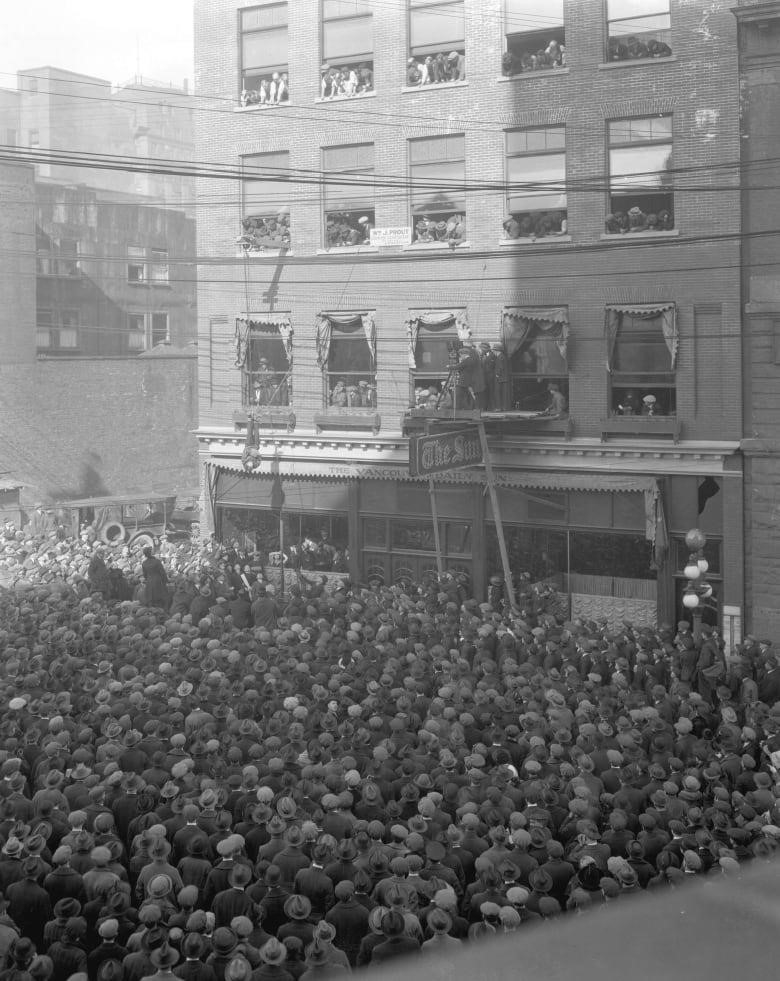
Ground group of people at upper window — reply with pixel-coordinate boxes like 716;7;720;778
240;72;289;107
406;50;466;86
320;63;374;98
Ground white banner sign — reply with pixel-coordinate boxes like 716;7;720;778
370;226;412;247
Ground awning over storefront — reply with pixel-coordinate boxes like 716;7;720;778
208;461;668;565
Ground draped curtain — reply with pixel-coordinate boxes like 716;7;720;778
316;312;376;369
605;303;677;371
501;307;569;362
235;316;293;367
405;311;471;368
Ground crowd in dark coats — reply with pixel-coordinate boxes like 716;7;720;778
0;524;779;980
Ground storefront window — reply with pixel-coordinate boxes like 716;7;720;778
486;525;566;585
218;507;348;571
570;531;656;580
363;514;471;585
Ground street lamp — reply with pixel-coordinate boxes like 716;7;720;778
681;527;712;641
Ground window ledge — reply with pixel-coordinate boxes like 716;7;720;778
601;416;681;443
234;408;296;432
401;80;468;94
315;92;376;104
316;246;379;256
236;249;293;258
598;55;677;70
315;411;381;435
234;102;291;112
497;68;570;82
600;230;679;241
402;240;471;252
499;235;572;246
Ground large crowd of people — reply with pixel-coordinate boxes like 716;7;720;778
0;519;778;980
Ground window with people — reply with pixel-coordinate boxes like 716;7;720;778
407;0;466;86
607;0;672;62
606;115;674;234
238;152;291;252
504;127;567;240
407;311;467;408
504;308;569;415
36;234;79;277
503;0;566;76
239;3;290;106
321;0;374;99
322;143;375;248
318;313;377;409
240;323;292;408
409;135;466;244
607;304;677;416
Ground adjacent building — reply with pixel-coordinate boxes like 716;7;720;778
194;0;742;631
734;1;780;637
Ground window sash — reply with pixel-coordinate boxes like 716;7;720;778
507;151;567;212
609;116;672;145
242;28;289;72
505;0;564;34
323;15;372;61
409;0;464;53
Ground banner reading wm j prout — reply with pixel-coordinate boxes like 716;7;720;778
408;428;483;477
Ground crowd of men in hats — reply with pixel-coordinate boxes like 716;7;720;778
0;519;779;980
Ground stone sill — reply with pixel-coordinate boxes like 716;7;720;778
235;102;290;112
314;411;381;435
601;416;681;443
499;236;572;247
316;246;379;256
496;68;570;82
402;241;471;252
401;80;468;94
236;249;292;258
600;230;680;241
315;92;376;104
598;55;678;70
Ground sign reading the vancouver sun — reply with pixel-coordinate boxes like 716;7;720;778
409;428;483;477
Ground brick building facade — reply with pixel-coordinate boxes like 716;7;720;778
194;0;743;632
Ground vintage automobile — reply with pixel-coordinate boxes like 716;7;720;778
56;492;199;549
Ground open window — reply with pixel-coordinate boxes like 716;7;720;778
407;0;465;86
607;0;672;62
503;0;565;76
316;312;376;408
607;115;673;233
235;316;293;408
409;135;466;244
502;307;569;414
321;1;374;99
240;3;289;105
239;152;291;252
606;303;677;415
406;310;470;407
322;143;375;248
505;127;567;239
